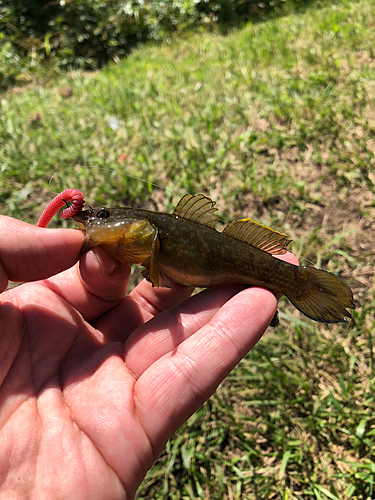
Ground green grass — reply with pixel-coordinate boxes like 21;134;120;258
1;0;375;498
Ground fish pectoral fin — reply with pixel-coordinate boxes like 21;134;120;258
141;228;167;287
223;218;292;255
173;194;218;228
142;226;173;288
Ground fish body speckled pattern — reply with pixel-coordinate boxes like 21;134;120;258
73;194;355;324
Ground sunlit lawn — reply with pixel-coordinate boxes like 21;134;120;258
1;0;375;497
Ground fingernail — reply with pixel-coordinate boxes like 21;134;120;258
89;248;118;276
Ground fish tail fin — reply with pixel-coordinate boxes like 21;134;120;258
287;267;355;323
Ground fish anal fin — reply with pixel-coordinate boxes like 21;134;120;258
223;218;291;255
173;194;218;228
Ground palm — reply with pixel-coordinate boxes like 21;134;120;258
0;217;297;499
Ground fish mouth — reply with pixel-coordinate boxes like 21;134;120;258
72;210;91;224
72;211;91;230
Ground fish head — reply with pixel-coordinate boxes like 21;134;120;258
73;207;158;264
73;207;133;241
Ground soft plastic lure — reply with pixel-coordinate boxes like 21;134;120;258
37;189;85;227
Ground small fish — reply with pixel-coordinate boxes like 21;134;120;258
73;194;355;323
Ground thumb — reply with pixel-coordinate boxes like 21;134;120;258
0;216;84;292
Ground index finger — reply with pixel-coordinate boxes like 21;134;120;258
0;216;84;292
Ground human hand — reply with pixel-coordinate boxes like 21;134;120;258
0;215;298;499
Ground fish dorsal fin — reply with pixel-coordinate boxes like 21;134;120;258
173;194;218;228
223;218;291;255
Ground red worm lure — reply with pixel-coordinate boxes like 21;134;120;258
37;189;85;227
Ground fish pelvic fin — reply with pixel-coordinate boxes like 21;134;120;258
141;268;174;288
287;267;355;323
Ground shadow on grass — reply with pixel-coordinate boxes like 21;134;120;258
1;0;346;91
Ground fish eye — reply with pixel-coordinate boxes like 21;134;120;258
96;207;110;219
